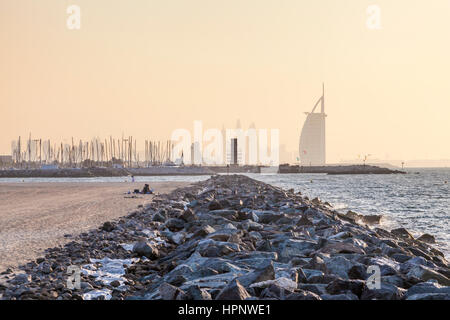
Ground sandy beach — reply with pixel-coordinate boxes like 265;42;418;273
0;181;189;271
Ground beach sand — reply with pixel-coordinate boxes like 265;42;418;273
0;181;189;271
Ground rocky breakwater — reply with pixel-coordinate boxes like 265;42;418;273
0;175;449;300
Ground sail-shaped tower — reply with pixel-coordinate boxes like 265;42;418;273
299;84;326;165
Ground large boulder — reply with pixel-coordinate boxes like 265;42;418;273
165;218;186;231
241;220;264;232
406;265;450;286
404;281;450;299
208;200;222;211
296;215;313;226
326;279;366;297
324;256;361;279
255;211;283;224
152;210;167;222
236;262;275;288
180;208;197;222
185;285;212;300
101;221;115;232
417;234;436;244
360;283;405;300
37;262;52;274
159;282;187;300
278;239;317;261
197;239;240;257
360;215;382;225
391;228;414;240
215;279;251;300
407;293;450;300
209;210;238;221
319;241;365;255
132;241;159;260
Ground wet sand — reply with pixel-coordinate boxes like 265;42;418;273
0;181;189;271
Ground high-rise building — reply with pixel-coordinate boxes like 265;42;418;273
230;138;238;165
299;84;327;165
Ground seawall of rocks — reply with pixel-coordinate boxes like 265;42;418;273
0;175;448;300
279;164;406;175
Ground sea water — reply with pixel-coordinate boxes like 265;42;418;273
246;168;449;257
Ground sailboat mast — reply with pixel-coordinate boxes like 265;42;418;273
321;83;325;114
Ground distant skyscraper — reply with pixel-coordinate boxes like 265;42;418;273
230;138;238;165
299;84;326;165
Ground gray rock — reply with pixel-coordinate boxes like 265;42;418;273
207;229;241;242
132;241;159;259
304;256;327;272
110;280;120;288
382;275;405;288
296;215;313;226
152;210;167;222
406;265;450;286
405;281;450;299
185;285;212;300
406;293;450;300
165;218;186;231
348;265;369;280
37;262;52;274
193;225;216;238
215;279;251;300
302;269;325;282
360;215;382;225
255;211;283;224
259;283;295;299
197;239;240;257
241;220;264;232
391;253;412;263
361;283;405;300
180;208;197;222
326;279;366;297
365;257;400;276
237;262;275;288
417;234;436;244
159;282;187;300
208;200;222;211
101;221;115;232
298;284;328;296
320;241;365;255
248;231;263;241
209;210;238;221
295;268;308;283
278;239;317;261
324;256;360;279
12;274;31;285
391;228;414;240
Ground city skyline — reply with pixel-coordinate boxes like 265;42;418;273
1;1;450;164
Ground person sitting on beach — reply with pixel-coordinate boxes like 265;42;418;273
141;184;152;194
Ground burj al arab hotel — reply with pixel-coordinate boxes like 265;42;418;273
299;84;326;166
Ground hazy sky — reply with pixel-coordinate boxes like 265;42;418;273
1;0;449;163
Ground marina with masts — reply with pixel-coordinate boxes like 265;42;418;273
8;134;174;169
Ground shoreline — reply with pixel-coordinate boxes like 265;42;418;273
0;164;405;178
0;175;448;300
